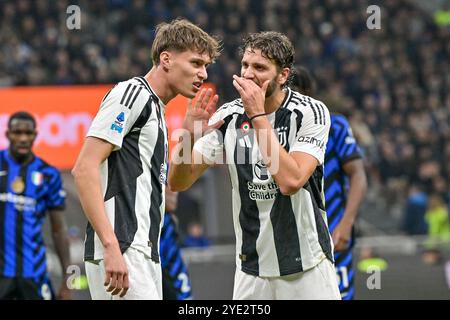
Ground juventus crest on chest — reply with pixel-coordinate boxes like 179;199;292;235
276;126;288;148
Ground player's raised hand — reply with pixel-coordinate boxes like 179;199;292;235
183;88;222;135
232;75;269;118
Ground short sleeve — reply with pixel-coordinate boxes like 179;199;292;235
192;101;237;163
289;102;331;165
193;129;224;163
87;81;148;150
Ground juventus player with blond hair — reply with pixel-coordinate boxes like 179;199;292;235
72;19;221;300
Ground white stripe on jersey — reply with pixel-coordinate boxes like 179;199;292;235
291;188;327;271
255;195;280;276
229;153;244;272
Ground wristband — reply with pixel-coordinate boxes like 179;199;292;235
249;112;270;123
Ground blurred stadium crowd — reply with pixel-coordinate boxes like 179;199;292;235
0;0;449;234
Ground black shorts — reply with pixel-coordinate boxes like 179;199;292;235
0;277;53;300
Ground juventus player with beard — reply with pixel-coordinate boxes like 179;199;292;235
169;31;340;300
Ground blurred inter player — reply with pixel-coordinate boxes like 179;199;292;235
160;187;192;300
0;112;71;300
292;67;368;300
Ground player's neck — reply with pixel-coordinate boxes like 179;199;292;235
144;67;174;105
8;149;34;165
264;88;286;114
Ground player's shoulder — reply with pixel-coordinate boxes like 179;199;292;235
0;149;8;166
33;156;61;179
330;113;351;130
288;89;330;116
124;76;154;95
208;98;243;126
103;76;151;107
211;98;245;121
116;76;150;92
217;98;245;113
331;113;349;124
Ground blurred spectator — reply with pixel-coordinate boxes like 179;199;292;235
424;194;450;251
182;221;211;248
357;246;388;273
401;185;428;235
434;2;450;27
422;193;450;265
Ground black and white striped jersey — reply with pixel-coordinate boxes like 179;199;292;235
194;88;333;277
84;76;168;263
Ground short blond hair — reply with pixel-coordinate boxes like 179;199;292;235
151;18;221;65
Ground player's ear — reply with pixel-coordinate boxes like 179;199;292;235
160;51;171;70
278;67;290;86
